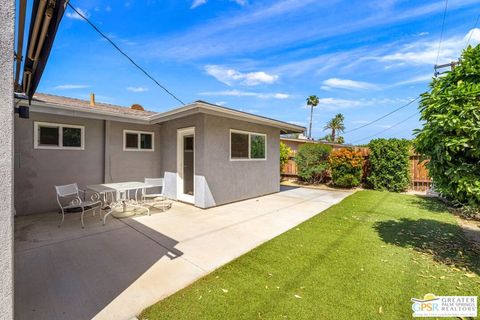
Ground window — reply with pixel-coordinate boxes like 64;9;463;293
34;122;84;150
230;130;267;160
123;130;154;151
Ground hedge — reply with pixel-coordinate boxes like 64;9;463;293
414;45;480;208
329;148;364;188
295;143;332;184
367;138;411;192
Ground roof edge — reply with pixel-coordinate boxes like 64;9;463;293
16;93;306;133
151;101;305;133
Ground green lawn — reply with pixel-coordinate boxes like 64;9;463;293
141;191;480;320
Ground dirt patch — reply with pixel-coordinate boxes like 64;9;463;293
455;216;480;246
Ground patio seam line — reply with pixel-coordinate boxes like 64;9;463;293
178;194;349;245
118;218;208;273
14;224;129;254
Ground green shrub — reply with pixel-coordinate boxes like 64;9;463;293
329;148;364;188
414;45;480;208
367;138;411;192
280;142;291;173
295;143;332;184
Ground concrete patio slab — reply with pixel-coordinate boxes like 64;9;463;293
15;187;352;320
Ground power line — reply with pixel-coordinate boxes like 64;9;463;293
435;0;449;67
66;2;186;105
350;111;419;145
344;95;421;134
465;14;480;48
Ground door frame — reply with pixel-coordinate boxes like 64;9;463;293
176;127;195;204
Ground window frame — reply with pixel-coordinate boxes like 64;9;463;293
34;121;85;150
229;129;267;161
123;129;155;152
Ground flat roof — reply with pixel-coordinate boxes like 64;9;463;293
16;93;305;133
280;137;352;148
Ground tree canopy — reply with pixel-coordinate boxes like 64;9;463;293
414;44;480;208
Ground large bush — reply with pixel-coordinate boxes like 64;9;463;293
367;138;411;192
280;142;291;173
329;148;364;188
414;45;480;208
296;143;332;184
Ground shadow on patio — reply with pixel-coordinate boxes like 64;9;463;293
14;211;182;320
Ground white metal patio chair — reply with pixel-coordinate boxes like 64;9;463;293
55;183;102;228
142;178;166;201
141;178;172;211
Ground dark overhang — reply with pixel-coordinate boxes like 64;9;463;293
16;0;66;101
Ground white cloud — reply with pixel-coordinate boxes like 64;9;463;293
379;28;480;65
303;97;408;111
322;78;378;90
140;0;478;62
191;0;246;8
191;0;207;9
66;7;89;20
465;28;480;45
233;0;248;5
205;65;279;86
199;89;290;99
127;86;148;92
394;74;432;86
54;84;89;90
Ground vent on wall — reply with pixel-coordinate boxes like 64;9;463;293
131;104;144;111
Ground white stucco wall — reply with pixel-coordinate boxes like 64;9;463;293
0;0;14;317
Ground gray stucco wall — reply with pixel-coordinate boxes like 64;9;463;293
158;114;206;204
14;109;282;214
14;114;162;215
202;114;280;207
104;121;162;183
158;113;280;208
0;0;14;317
14;113;105;215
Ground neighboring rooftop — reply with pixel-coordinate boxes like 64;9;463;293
22;93;156;117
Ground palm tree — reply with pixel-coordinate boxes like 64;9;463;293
324;113;345;142
306;95;319;139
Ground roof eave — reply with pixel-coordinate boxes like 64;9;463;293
151;101;305;133
18;97;152;124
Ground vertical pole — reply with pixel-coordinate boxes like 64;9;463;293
0;0;15;317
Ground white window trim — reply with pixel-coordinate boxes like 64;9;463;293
34;121;85;150
123;129;155;152
229;129;267;161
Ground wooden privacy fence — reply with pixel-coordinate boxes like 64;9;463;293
409;154;431;191
282;150;431;191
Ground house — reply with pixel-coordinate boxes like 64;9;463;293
14;93;304;215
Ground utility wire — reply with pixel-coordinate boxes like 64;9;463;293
66;2;186;105
344;95;421;134
350;111;419;145
435;0;449;66
465;14;480;48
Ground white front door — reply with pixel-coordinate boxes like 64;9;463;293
177;127;195;203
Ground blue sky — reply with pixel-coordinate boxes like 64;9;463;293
22;0;480;143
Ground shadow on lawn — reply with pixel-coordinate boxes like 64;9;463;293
405;195;448;213
374;218;480;275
